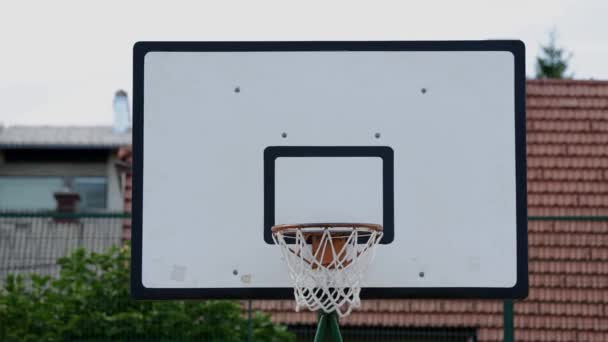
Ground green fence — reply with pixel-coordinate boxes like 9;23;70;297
0;211;129;282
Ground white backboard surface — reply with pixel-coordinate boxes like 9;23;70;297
275;157;383;225
132;41;527;299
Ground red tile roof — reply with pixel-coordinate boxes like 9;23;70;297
118;146;133;240
527;79;608;217
120;79;608;342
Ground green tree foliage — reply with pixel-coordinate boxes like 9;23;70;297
0;246;294;342
535;30;573;79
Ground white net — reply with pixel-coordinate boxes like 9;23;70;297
272;223;383;317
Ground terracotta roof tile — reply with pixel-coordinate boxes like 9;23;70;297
530;274;608;288
476;328;502;342
527;169;545;180
528;287;608;303
118;146;133;236
528;207;608;216
529;233;608;247
538;169;604;181
578;195;608;207
530;273;608;290
527;97;608;109
552;220;608;233
577;331;608;342
591;121;608;131
528;194;579;207
527;109;608;121
528;181;608;193
340;312;503;328
530;247;608;261
529;260;608;275
527;79;608;97
518;329;576;342
527;79;608;222
528;221;608;234
527;143;568;155
516;302;605;316
528;133;608;145
567;145;608;156
528;120;592;132
515;315;608;330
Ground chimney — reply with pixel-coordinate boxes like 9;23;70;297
113;89;131;133
53;179;80;223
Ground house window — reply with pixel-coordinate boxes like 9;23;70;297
0;176;107;211
0;177;64;210
73;177;107;210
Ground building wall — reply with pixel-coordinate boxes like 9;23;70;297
106;153;124;211
0;151;124;211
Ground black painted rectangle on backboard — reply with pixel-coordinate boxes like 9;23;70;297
263;146;394;244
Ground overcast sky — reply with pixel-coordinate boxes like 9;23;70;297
1;0;607;126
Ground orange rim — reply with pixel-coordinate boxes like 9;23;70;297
271;222;383;234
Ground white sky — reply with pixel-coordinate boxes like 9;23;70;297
1;0;607;126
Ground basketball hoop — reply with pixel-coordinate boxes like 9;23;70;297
272;223;383;318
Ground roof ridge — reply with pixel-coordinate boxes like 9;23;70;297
528;79;608;86
5;125;114;129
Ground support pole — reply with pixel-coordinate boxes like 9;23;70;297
313;311;343;342
313;312;328;342
503;300;514;342
327;312;343;342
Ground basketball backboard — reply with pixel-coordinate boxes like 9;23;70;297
131;41;527;300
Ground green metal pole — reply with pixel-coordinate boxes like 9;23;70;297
327;312;343;342
504;300;514;342
313;312;328;342
313;311;343;342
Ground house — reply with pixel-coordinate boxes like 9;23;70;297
0;125;132;281
118;79;608;341
0;125;131;212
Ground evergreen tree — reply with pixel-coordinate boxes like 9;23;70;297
535;30;573;79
